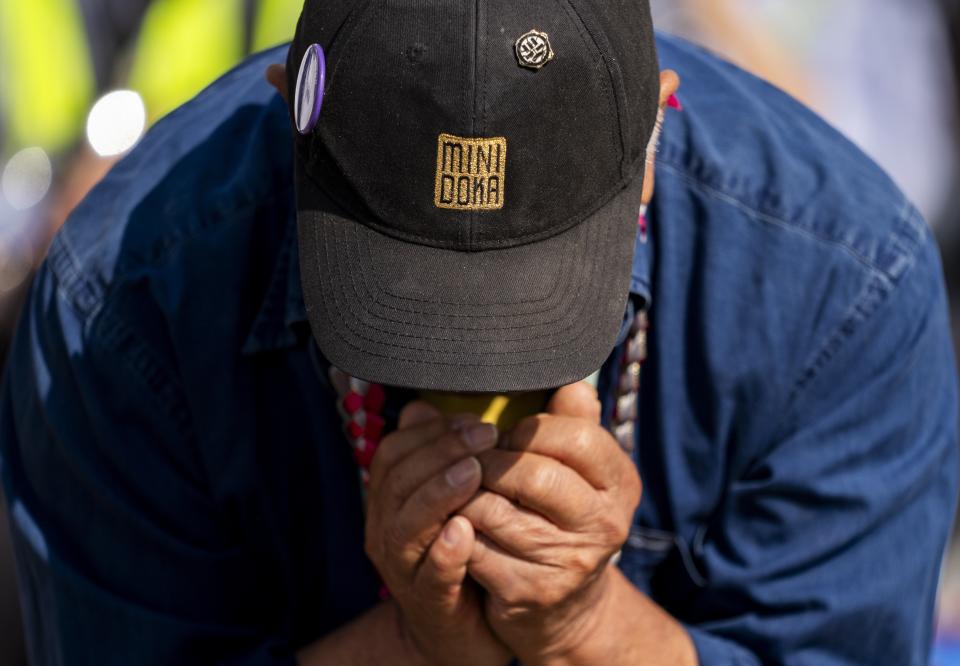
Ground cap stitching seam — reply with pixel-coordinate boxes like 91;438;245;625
468;0;480;248
317;223;607;362
554;0;621;169
314;200;628;358
333;211;596;340
348;217;585;328
477;0;491;247
363;228;578;316
376;212;577;307
318;0;376;96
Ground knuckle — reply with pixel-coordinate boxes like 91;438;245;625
612;520;630;547
598;514;627;547
498;579;571;611
527;465;560;504
567;548;598;577
571;422;595;457
526;519;554;550
495;585;528;609
594;508;622;544
470;492;510;532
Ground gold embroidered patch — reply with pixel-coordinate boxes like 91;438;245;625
434;134;507;211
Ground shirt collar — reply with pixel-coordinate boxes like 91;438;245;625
242;199;654;355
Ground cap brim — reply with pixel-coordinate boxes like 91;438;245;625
297;169;643;393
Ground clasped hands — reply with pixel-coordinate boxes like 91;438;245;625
364;383;642;666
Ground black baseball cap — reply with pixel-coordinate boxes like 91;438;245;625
287;0;660;393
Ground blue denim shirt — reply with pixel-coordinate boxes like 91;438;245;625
2;36;957;665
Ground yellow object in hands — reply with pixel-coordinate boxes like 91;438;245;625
417;391;550;431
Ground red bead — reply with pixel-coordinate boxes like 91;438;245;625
378;584;391;600
354;439;378;468
343;392;364;414
364;384;386;412
347;421;364;439
365;413;385;440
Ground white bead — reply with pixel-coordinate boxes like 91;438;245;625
617;392;638;421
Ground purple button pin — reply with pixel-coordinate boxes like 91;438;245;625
295;44;326;135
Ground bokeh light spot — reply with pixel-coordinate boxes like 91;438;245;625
86;90;147;157
1;148;53;211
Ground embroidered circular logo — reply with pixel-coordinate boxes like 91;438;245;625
515;30;554;70
295;44;326;135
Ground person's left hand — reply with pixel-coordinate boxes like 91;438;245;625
459;383;642;664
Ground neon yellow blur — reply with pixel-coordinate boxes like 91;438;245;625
129;0;244;123
0;0;94;152
0;0;302;154
252;0;304;52
130;0;303;123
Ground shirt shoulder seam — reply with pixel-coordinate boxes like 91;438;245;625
655;159;928;455
775;204;927;443
656;159;917;281
786;202;924;398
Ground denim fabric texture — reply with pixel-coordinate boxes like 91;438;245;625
1;36;957;665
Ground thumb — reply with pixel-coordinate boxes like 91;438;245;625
414;516;474;613
546;381;601;424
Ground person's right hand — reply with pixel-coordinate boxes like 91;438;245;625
364;402;513;666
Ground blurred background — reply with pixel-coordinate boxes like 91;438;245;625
0;0;959;663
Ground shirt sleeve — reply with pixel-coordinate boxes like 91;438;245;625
0;256;297;666
683;223;959;665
